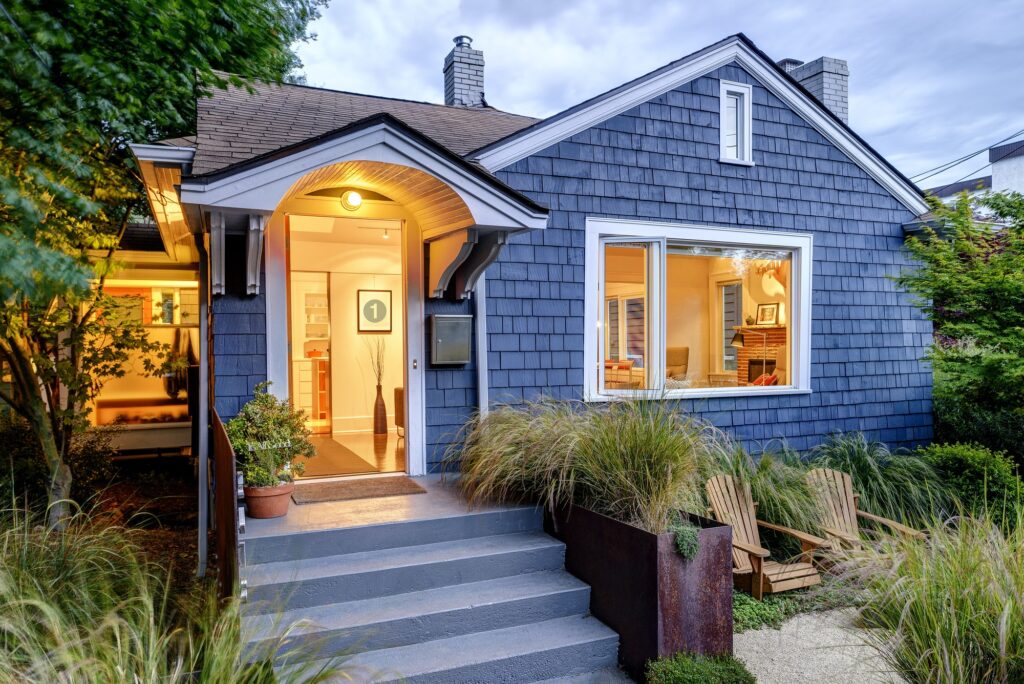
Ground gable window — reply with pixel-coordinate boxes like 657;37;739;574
586;218;812;399
719;80;753;165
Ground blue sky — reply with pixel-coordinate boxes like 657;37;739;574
295;0;1024;190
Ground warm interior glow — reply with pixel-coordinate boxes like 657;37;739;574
341;190;363;211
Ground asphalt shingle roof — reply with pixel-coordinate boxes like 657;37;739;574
188;79;538;176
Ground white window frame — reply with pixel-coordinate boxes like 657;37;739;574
584;217;813;401
719;80;754;166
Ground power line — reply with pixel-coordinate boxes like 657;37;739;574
910;127;1024;183
926;137;1024;197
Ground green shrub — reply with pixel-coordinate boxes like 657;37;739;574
934;389;1021;465
807;432;948;526
452;398;709;533
227;382;316;488
838;509;1024;684
0;414;114;506
0;505;350;682
732;589;796;632
646;652;755;684
918;442;1022;526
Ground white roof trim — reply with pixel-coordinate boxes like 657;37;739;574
472;37;928;215
130;143;196;165
178;122;547;232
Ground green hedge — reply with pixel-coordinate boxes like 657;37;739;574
646;653;755;684
918;442;1022;526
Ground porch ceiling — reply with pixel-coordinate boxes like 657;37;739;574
284;160;474;237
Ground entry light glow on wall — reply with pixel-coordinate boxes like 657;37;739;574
341;190;363;211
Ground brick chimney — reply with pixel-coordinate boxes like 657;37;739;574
777;56;849;124
444;35;485;107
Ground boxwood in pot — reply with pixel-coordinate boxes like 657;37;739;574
227;382;315;519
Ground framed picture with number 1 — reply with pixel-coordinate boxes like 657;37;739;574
357;290;392;333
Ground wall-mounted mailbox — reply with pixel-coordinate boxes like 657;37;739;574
430;314;473;365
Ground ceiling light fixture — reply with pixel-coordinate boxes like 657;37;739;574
340;190;362;211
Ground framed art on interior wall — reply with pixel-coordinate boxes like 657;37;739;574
357;289;392;333
755;302;779;326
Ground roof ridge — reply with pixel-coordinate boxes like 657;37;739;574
208;69;538;122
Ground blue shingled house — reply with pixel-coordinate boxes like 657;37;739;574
125;32;935;678
130;33;932;480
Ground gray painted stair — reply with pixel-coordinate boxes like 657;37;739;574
244;505;621;682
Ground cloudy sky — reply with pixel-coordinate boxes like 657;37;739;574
295;0;1024;190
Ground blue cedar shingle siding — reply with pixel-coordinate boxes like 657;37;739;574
212;233;267;420
484;62;933;453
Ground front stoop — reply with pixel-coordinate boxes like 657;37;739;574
242;505;625;683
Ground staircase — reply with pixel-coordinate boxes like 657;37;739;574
242;503;624;683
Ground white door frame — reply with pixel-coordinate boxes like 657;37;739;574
264;212;427;476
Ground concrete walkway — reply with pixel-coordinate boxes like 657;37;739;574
734;609;905;684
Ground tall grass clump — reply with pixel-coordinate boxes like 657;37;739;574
838;509;1024;684
451;398;710;533
807;432;948;526
0;503;350;682
703;438;823;535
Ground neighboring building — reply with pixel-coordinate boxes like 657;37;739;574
926;138;1024;202
130;33;934;484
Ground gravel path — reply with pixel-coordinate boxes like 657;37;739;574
734;609;906;684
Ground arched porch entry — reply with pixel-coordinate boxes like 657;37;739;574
179;116;548;475
266;159;480;478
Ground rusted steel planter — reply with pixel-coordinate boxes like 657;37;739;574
546;505;733;681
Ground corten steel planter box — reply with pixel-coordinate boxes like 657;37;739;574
545;505;733;681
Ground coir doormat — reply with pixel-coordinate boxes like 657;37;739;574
292;476;426;504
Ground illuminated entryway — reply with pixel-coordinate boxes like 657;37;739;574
287;215;407;477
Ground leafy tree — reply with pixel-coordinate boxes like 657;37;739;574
897;192;1024;462
0;0;324;526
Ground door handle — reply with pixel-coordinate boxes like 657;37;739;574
412;359;418;369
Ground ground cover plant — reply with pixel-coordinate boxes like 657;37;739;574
838;509;1024;684
646;652;756;684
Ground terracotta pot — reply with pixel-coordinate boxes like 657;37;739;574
243;482;294;519
373;383;387;435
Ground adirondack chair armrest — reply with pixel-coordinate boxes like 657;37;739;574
756;520;828;548
732;539;770;558
856;510;926;540
821;526;860;545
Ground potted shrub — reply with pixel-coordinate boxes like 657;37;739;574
227;382;316;519
452;399;733;680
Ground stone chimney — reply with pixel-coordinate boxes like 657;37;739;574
777;56;849;124
444;35;485;107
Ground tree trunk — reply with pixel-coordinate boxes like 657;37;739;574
26;397;72;527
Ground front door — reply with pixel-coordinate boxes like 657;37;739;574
286;216;411;477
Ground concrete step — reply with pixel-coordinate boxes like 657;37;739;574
325;615;620;683
245;505;542;564
245;570;591;654
244;532;566;613
532;668;634;683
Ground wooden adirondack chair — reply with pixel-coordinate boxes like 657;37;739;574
706;474;826;600
806;468;926;548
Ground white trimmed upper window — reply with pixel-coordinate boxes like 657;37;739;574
584;218;812;401
719;80;753;165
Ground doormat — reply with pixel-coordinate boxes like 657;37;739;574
292;476;427;504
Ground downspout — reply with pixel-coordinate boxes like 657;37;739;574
475;273;489;416
196;235;210;577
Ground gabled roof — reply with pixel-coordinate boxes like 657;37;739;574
925;175;991;198
470;33;928;215
188;76;537;175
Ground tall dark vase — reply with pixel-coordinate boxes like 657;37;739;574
373;384;387;435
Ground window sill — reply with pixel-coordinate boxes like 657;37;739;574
718;157;755;167
584;386;812;402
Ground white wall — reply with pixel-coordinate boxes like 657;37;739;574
993;155;1024;194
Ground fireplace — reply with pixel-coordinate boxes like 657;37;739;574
747;359;777;382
